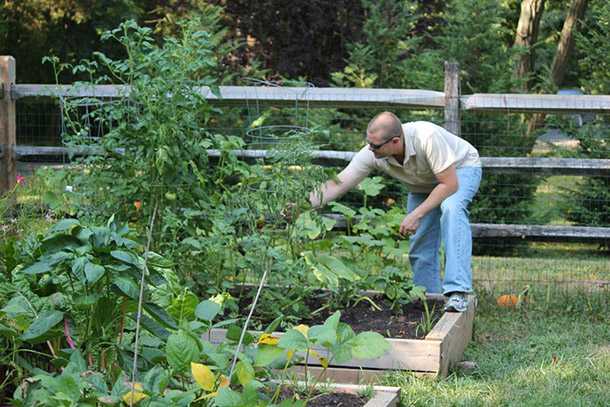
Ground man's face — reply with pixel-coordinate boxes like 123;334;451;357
366;131;396;158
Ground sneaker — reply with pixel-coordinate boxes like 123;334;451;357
444;292;468;312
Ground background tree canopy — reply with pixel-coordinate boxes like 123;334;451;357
0;0;601;91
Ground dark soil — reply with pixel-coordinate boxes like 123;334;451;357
300;295;445;339
235;289;445;339
274;387;368;407
306;392;368;406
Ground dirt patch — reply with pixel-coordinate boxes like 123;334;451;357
274;387;368;407
305;392;368;406
235;289;445;339
301;295;445;339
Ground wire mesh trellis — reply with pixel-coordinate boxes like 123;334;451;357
9;89;610;302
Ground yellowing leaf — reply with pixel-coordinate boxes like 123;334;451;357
319;357;329;369
191;362;215;391
122;383;147;405
287;350;295;361
294;324;309;338
309;350;329;368
258;333;279;346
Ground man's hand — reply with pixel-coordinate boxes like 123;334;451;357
399;212;421;236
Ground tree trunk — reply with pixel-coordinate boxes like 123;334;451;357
513;0;545;91
550;0;588;86
528;0;588;135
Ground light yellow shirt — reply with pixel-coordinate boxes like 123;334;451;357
340;121;481;193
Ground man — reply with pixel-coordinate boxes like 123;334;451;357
309;112;482;312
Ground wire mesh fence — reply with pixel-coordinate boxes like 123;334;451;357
8;89;610;302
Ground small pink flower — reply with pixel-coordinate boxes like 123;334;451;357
16;174;25;185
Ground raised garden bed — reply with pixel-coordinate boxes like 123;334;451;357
207;293;476;382
278;383;400;407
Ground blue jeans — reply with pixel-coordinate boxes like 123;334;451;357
407;166;482;294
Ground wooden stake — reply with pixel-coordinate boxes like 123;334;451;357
444;61;460;136
0;56;16;195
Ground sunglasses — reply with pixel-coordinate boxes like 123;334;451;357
367;136;398;150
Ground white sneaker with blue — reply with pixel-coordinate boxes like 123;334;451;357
444;292;469;312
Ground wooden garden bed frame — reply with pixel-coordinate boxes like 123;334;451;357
206;293;476;383
288;383;401;407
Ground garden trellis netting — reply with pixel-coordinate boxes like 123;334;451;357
3;57;610;303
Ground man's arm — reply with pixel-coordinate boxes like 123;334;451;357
309;170;360;208
399;164;458;235
309;152;372;208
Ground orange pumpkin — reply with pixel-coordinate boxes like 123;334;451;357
134;200;142;210
496;294;519;308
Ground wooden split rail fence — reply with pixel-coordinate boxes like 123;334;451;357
2;57;609;243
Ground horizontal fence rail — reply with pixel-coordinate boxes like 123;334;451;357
462;93;610;113
11;146;610;176
324;214;610;243
10;84;447;109
10;84;610;113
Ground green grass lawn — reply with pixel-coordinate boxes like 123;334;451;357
381;293;610;406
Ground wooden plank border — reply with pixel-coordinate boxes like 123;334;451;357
205;294;475;381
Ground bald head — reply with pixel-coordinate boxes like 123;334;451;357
367;112;403;141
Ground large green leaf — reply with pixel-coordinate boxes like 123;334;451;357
64;350;87;376
235;360;255;386
168;291;198;323
110;250;142;269
309;311;340;348
84;262;106;285
316;255;360;281
23;252;71;275
329;202;357;218
303;251;338;288
71;256;87;282
295;212;323;239
195;300;221;322
143;365;169;394
1;296;33;317
357;176;385;197
213;388;243;407
143;302;178;330
254;344;285;367
47;219;81;235
20;310;64;342
165;330;200;372
138;314;170;340
51;374;81;402
349;332;390;360
278;329;308;351
112;276;140;299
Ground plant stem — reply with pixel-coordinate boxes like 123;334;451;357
229;237;274;378
130;200;158;397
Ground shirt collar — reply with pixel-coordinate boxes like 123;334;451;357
385;123;415;167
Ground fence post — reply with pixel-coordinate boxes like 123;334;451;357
443;61;460;136
0;56;16;195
